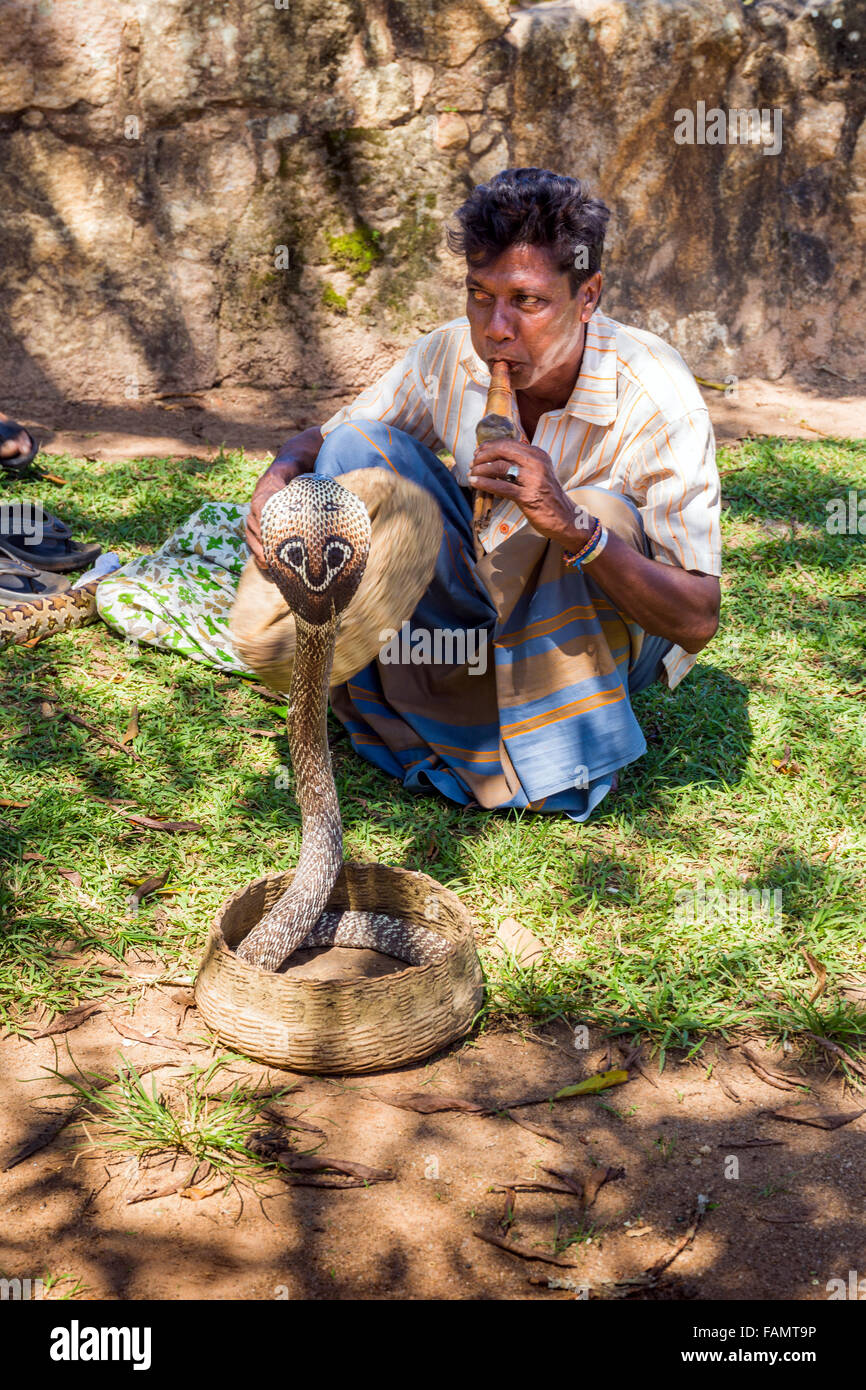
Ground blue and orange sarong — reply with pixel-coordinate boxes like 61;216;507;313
316;422;670;822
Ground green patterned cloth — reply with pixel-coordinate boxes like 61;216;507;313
96;502;253;673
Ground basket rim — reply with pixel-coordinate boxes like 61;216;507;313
208;861;479;992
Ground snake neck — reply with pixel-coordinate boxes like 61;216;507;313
235;613;343;971
288;613;343;886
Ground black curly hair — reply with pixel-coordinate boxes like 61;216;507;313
447;168;611;296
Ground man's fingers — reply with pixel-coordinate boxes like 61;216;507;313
467;474;520;498
246;464;297;563
470;459;525;479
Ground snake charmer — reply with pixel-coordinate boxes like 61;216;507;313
94;167;722;821
230;168;722;821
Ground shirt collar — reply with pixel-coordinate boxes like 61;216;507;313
458;310;618;426
564;309;618;426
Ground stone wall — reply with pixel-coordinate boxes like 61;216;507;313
1;0;864;403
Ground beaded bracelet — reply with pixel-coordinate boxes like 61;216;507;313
563;519;609;570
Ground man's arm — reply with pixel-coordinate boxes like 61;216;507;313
246;426;323;571
555;527;720;654
470;438;720;654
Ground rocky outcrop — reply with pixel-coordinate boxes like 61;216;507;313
1;0;863;403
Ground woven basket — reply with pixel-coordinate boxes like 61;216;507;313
194;861;485;1073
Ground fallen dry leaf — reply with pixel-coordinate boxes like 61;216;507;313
771;1102;866;1131
645;1205;704;1278
584;1165;626;1208
553;1068;629;1100
63;711;143;761
122;814;204;833
740;1046;804;1092
127;1161;198;1204
126;869;170;913
490;917;545;967
771;745;802;777
804;1031;866;1081
281;1155;394;1183
57;867;83;889
504;1110;562;1143
120;707;140;747
491;1178;583;1198
802;949;827;1004
107;1016;190;1051
179;1184;224;1202
31;1002;102;1039
473;1232;578;1269
376;1091;486;1115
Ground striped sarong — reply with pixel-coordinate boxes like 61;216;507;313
313;422;670;822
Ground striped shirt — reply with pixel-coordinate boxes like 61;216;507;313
321;309;721;689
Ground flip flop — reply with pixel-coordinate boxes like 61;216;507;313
0;553;71;605
0;418;39;475
0;510;102;573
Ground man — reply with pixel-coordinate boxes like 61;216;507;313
234;167;722;820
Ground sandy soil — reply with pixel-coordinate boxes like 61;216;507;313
1;963;864;1302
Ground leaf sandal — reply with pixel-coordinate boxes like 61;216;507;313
0;553;71;605
0;511;102;573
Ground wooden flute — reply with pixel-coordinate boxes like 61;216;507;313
472;358;518;550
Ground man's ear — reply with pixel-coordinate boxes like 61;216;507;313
579;272;603;321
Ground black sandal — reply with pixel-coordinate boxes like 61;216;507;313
0;554;71;605
0;417;39;475
0;512;102;573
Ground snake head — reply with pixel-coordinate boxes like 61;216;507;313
260;476;371;625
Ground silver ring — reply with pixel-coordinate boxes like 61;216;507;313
505;463;520;482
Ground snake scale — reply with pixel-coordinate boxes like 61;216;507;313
235;476;448;973
0;581;100;651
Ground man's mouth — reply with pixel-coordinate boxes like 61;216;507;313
487;357;526;372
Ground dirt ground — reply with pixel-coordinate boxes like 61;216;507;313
2;374;864;467
1;955;864;1303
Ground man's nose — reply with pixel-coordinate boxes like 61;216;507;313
486;301;516;344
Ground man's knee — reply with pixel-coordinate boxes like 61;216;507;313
317;420;402;479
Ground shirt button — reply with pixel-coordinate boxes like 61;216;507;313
499;523;509;534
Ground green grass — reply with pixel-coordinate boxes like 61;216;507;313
43;1054;299;1187
0;439;864;1062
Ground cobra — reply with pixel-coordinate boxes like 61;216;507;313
234;475;447;972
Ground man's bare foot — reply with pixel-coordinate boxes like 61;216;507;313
0;413;38;469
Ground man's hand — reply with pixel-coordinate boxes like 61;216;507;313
469;437;720;654
469;438;593;548
246;426;323;571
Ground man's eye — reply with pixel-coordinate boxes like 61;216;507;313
518;296;542;306
469;289;492;302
